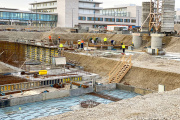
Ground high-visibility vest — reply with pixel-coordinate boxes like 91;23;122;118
81;40;84;43
104;38;107;42
78;42;81;45
59;44;63;48
122;45;125;49
49;36;51;39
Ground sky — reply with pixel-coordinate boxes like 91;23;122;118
0;0;180;11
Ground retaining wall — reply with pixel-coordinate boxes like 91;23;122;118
1;87;94;107
95;83;116;92
10;94;43;106
42;90;69;100
70;87;93;96
116;83;155;95
0;83;155;108
2;90;70;107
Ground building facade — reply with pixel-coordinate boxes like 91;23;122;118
175;9;180;24
0;8;57;27
30;0;142;28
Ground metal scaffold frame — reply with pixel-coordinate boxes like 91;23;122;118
141;0;162;32
149;0;162;32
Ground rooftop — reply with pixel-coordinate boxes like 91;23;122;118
0;7;19;11
29;0;57;5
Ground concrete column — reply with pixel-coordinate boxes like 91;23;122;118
132;33;142;49
151;34;165;49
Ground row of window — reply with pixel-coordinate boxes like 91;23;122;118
33;9;56;13
79;16;136;23
0;12;57;22
33;2;56;8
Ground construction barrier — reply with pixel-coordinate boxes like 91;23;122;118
0;76;82;93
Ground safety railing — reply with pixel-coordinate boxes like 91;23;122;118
0;76;82;94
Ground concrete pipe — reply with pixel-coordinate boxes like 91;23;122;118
151;34;165;49
132;33;142;49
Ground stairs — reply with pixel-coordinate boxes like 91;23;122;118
109;55;132;83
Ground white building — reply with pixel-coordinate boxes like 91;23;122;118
29;0;142;28
175;9;180;24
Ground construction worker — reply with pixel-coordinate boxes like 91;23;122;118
81;39;84;48
122;43;126;53
120;41;123;50
94;37;97;45
49;35;51;41
121;41;123;45
111;40;114;45
59;43;63;56
89;37;93;43
58;36;61;44
131;42;134;51
78;40;81;49
104;37;107;45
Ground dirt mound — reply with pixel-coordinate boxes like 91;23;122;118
50;27;69;33
165;37;180;52
174;24;180;32
36;88;180;120
64;52;117;76
133;53;157;62
64;52;180;91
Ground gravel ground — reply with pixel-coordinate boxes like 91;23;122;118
35;88;180;120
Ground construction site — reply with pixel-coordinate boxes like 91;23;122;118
1;0;180;120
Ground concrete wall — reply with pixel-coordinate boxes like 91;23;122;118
70;87;93;96
141;2;151;32
116;83;154;95
10;94;43;106
57;0;79;27
95;83;116;92
161;0;175;32
82;74;101;81
8;87;94;107
42;90;70;100
9;90;70;107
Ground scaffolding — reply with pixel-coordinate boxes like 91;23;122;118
149;0;162;32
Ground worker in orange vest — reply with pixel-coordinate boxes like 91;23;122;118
58;36;61;44
81;39;84;48
49;35;51;42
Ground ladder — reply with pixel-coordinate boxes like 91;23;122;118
109;55;132;83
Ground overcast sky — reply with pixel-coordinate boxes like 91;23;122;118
0;0;180;11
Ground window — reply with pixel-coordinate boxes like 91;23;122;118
116;19;123;22
87;17;103;21
0;12;57;22
79;16;86;20
43;3;47;6
87;17;94;21
105;18;115;22
131;19;136;23
124;19;130;23
95;17;103;21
